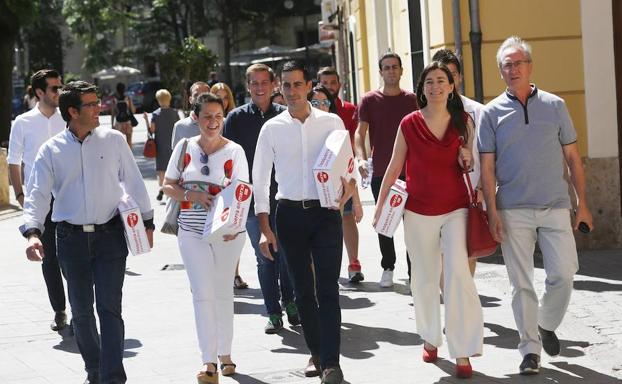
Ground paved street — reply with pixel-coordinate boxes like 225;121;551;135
1;117;621;383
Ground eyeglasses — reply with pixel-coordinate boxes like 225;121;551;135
310;99;331;108
47;86;63;93
81;100;101;108
200;153;210;176
501;60;530;71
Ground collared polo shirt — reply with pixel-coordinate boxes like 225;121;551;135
8;104;65;186
252;105;346;215
478;86;577;209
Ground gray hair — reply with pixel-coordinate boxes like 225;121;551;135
496;36;532;67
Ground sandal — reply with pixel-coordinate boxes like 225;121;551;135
233;275;248;289
220;362;236;376
197;363;218;384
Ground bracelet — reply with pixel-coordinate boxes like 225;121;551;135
16;192;24;199
183;189;191;201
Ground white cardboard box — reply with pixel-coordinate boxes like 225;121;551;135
118;195;150;256
374;179;408;238
313;130;355;208
203;179;253;241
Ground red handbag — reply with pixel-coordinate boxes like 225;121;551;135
143;133;156;158
463;172;499;258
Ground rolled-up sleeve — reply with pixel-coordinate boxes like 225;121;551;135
22;146;54;234
118;135;153;220
252;125;274;215
7;119;24;165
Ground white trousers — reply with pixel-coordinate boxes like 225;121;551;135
499;208;578;356
404;209;483;358
178;229;245;364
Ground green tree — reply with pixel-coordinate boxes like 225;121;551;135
0;0;39;145
22;0;64;74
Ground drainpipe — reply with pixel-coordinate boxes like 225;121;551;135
452;0;464;93
469;0;484;102
420;0;431;65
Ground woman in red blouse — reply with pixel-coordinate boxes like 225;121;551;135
373;62;483;378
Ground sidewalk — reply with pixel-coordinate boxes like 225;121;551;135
1;120;621;383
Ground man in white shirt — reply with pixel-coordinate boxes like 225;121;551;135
171;81;210;148
21;81;154;384
253;61;355;384
8;69;68;331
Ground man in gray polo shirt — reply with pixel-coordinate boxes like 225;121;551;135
170;81;210;148
479;36;593;375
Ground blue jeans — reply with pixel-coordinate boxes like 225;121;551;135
275;203;343;369
246;213;294;315
56;219;128;384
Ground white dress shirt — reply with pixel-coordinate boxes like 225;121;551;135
22;127;153;232
7;104;65;186
461;95;484;187
252;105;346;214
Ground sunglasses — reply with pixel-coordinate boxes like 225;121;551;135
200;153;210;176
48;86;63;93
311;99;331;108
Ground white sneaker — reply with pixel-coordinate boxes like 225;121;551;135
379;269;394;288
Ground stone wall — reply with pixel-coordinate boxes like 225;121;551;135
575;157;622;250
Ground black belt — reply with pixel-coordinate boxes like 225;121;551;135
278;199;321;209
58;215;122;233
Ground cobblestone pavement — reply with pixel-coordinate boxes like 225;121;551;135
1;119;621;383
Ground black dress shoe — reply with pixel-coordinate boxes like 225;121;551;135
50;311;68;331
304;356;320;377
539;325;560;356
83;372;99;384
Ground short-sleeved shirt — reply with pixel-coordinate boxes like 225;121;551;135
335;97;357;143
357;89;418;176
165;138;248;235
401;111;469;215
477;86;577;209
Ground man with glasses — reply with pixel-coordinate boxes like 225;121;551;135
21;81;154;384
479;36;593;375
8;69;68;331
317;67;364;283
223;64;300;336
354;52;418;288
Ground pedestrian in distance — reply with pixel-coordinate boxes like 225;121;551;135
354;52;418;288
171;81;211;149
253;60;356;384
163;92;248;383
9;69;68;332
317;67;365;283
373;61;483;379
211;82;236;116
143;88;180;202
479;36;594;375
270;90;287;106
110;82;136;148
223;63;299;333
22;80;155;384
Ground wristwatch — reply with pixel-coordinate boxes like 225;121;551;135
183;189;191;201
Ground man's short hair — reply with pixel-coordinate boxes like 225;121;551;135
317;66;340;82
190;81;209;96
280;60;311;82
245;64;275;83
192;92;224;117
378;52;402;70
59;81;98;123
155;89;172;105
30;69;60;100
496;36;532;68
432;49;462;74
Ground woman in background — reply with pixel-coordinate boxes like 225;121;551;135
111;82;135;147
211;82;236;116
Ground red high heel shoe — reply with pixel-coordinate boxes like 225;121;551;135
456;361;473;379
422;346;438;363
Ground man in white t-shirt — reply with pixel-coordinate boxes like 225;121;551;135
8;69;68;331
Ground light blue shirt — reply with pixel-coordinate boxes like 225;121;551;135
22;127;153;233
171;116;200;149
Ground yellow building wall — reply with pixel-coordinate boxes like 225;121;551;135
391;1;415;91
428;0;587;156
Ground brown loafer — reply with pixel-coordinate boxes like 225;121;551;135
304;356;321;377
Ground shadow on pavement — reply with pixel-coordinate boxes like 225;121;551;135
339;294;374;310
228;373;271;384
479;294;502;308
484;322;587;357
234;300;265;316
52;334;142;359
574;280;622;292
338;277;412;296
339;322;421;360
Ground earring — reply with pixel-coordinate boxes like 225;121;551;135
420;94;426;103
448;92;454;101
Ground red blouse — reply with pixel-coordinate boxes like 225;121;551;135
401;110;469;216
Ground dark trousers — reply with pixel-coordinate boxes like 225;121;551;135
56;220;128;384
41;202;66;313
275;203;342;369
371;176;411;277
246;213;294;315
